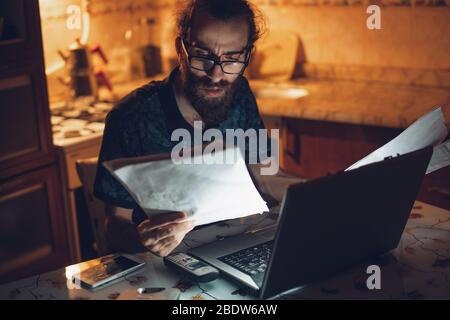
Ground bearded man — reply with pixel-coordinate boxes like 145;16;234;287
94;0;269;257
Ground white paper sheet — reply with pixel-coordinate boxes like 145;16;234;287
105;147;269;226
346;107;448;172
427;139;450;174
248;164;307;202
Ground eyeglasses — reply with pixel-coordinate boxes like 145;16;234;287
181;39;250;75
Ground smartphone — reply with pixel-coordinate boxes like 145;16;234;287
72;254;146;289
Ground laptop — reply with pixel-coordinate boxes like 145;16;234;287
188;146;433;299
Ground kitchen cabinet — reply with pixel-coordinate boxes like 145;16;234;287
0;59;54;180
280;118;401;178
0;0;42;64
274;116;450;210
0;165;69;284
0;0;70;283
56;137;103;262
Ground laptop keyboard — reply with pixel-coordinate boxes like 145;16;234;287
219;241;274;276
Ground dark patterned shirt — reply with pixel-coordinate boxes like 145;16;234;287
93;67;269;210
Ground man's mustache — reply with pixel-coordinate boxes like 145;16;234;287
194;77;231;89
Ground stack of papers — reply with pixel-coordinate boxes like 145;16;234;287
104;147;269;226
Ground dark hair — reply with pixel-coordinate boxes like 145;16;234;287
176;0;265;47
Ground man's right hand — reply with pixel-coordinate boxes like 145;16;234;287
136;211;195;257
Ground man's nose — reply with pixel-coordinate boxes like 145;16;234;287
208;64;225;83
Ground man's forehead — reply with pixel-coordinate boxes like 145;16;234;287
189;14;249;52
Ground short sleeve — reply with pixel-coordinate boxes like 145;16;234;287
93;110;137;209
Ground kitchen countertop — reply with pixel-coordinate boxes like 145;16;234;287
250;79;450;129
1;201;449;300
50;77;450;149
103;76;450;131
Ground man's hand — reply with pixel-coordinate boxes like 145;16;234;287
136;211;195;257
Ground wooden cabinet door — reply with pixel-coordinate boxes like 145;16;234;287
0;0;43;64
0;60;54;180
0;165;69;284
282;118;401;179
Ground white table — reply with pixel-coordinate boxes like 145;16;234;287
1;201;449;300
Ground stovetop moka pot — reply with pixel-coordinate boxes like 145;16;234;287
58;38;111;100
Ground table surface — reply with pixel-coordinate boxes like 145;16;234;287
1;201;449;300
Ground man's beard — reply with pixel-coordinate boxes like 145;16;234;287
179;63;244;128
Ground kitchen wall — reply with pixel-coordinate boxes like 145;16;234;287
257;5;450;87
265;6;450;69
39;0;450;103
